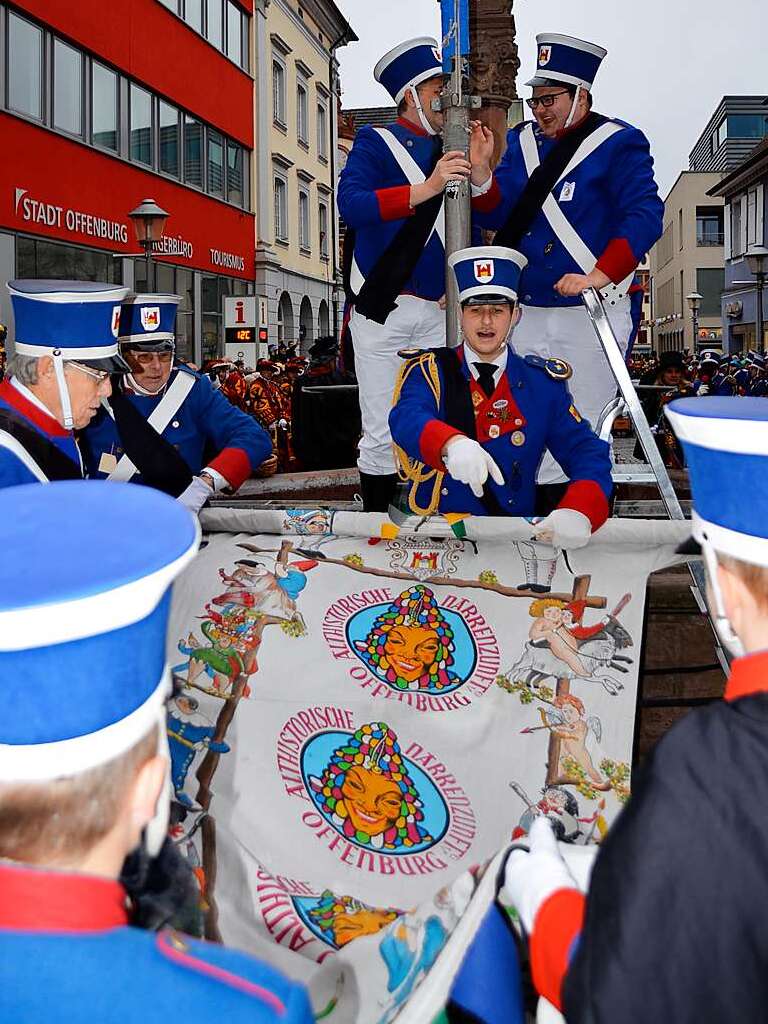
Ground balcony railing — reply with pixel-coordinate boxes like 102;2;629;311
696;233;725;246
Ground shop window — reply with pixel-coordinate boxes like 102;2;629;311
53;39;82;136
175;268;195;363
130;83;153;166
159;100;180;177
8;13;43;120
185;0;203;34
226;142;244;207
184;115;203;187
317;101;328;160
297;81;309;146
273;59;286;127
208;131;225;197
226;1;242;67
91;62;118;151
207;0;223;48
274;176;288;242
17;236;123;284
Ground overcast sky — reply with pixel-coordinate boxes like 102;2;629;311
334;0;767;197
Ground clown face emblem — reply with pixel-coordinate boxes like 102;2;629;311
473;260;495;283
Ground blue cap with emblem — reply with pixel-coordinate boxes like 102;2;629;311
7;279;131;373
448;245;528;306
749;350;766;369
374;37;443;136
526;33;607;90
119;293;181;352
666;397;768;565
0;480;200;782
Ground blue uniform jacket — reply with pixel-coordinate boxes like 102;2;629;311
0;378;82;488
0;862;313;1023
475;117;663;307
389;345;613;523
83;365;271;490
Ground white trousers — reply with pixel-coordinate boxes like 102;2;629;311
350;295;446;475
512;298;632;484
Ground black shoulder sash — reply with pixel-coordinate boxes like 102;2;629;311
0;408;81;481
494;112;608;250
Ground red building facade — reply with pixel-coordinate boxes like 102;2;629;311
0;0;255;361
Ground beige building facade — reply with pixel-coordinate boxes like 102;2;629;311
252;0;355;353
649;171;725;353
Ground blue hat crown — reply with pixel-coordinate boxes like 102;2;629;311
666;397;768;565
119;293;180;345
448;246;528;304
374;37;442;103
526;33;607;91
7;279;129;360
0;481;199;780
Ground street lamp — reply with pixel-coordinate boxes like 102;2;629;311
128;198;169;292
686;292;702;353
746;244;768;354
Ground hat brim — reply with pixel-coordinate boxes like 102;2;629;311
462;294;516;306
676;536;702;556
77;352;132;375
121;338;175;354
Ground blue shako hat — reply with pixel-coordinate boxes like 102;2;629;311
7;279;131;372
448;246;528;305
374;37;443;104
665;397;768;565
118;293;180;351
0;481;200;781
526;33;607;90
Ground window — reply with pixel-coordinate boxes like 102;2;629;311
272;59;286;126
731;198;744;257
53;39;82;136
175;268;195;363
678;208;683;250
274;176;288;242
208;131;225;196
185;0;203;33
297;81;309;145
696;206;724;247
319;200;329;257
130;84;153;166
207;0;223;48
184;115;203;186
159;100;180;177
317;102;328;160
17;236;123;283
8;13;43;120
227;142;244;206
299;188;310;251
717;118;728;148
696;268;725;318
226;1;243;66
727;114;768;139
158;0;179;11
746;185;764;248
91;62;118;150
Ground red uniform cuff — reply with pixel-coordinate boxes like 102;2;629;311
419;420;464;470
595;237;638;284
558;480;610;532
471;177;502;213
207;448;252;491
375;185;414;221
530;888;585;1011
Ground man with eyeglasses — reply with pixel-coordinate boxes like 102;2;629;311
474;34;663;511
83;294;271;515
0;280;131;489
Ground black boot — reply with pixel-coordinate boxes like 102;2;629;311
359;472;399;513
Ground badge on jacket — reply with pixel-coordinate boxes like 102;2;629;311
559;181;576;203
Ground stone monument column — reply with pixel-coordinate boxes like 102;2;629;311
469;0;520;167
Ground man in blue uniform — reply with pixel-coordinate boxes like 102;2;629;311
473;33;663;497
0;480;313;1023
389;246;613;546
338;37;495;511
83;294;271;514
0;280;131;488
500;396;768;1022
748;350;768;396
693;349;734;396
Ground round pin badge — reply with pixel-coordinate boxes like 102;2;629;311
489;425;500;439
172;420;180;428
545;358;573;381
511;431;526;446
492;399;508;410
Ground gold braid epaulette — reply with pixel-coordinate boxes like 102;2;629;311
391;350;445;516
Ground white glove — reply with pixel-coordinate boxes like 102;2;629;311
533;508;591;549
178;476;213;515
697;384;709;396
499;816;579;932
443;436;504;498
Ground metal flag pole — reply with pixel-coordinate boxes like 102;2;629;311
439;0;477;347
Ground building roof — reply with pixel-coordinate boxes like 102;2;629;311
708;137;768;198
342;105;398;131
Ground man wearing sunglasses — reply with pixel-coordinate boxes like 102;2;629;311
83;294;271;515
0;280;131;489
473;33;663;511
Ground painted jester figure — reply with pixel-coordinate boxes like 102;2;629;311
475;33;663;501
389;245;613;549
501;397;768;1022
